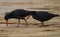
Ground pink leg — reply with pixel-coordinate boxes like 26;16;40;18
18;19;20;27
24;19;29;27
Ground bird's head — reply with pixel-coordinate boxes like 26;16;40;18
4;13;12;28
28;11;36;15
24;11;36;19
4;13;12;20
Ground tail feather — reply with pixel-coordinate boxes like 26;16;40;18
55;14;59;17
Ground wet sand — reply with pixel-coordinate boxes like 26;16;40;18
0;22;60;37
0;0;60;37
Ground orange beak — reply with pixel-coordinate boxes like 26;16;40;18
26;15;31;20
6;20;8;28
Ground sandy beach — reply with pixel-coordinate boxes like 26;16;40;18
0;17;60;37
0;0;60;37
0;23;60;37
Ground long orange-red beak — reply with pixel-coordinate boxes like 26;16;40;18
6;20;8;28
26;15;31;20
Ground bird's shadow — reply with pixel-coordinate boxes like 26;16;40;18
39;23;56;27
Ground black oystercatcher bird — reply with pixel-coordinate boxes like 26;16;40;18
30;11;59;27
4;9;31;28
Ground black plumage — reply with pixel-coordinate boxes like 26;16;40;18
30;11;59;27
4;9;30;28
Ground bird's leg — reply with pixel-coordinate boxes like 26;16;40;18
40;22;44;27
18;19;20;27
24;18;29;27
6;20;8;28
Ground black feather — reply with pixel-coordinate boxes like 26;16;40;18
4;9;30;20
30;11;59;26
